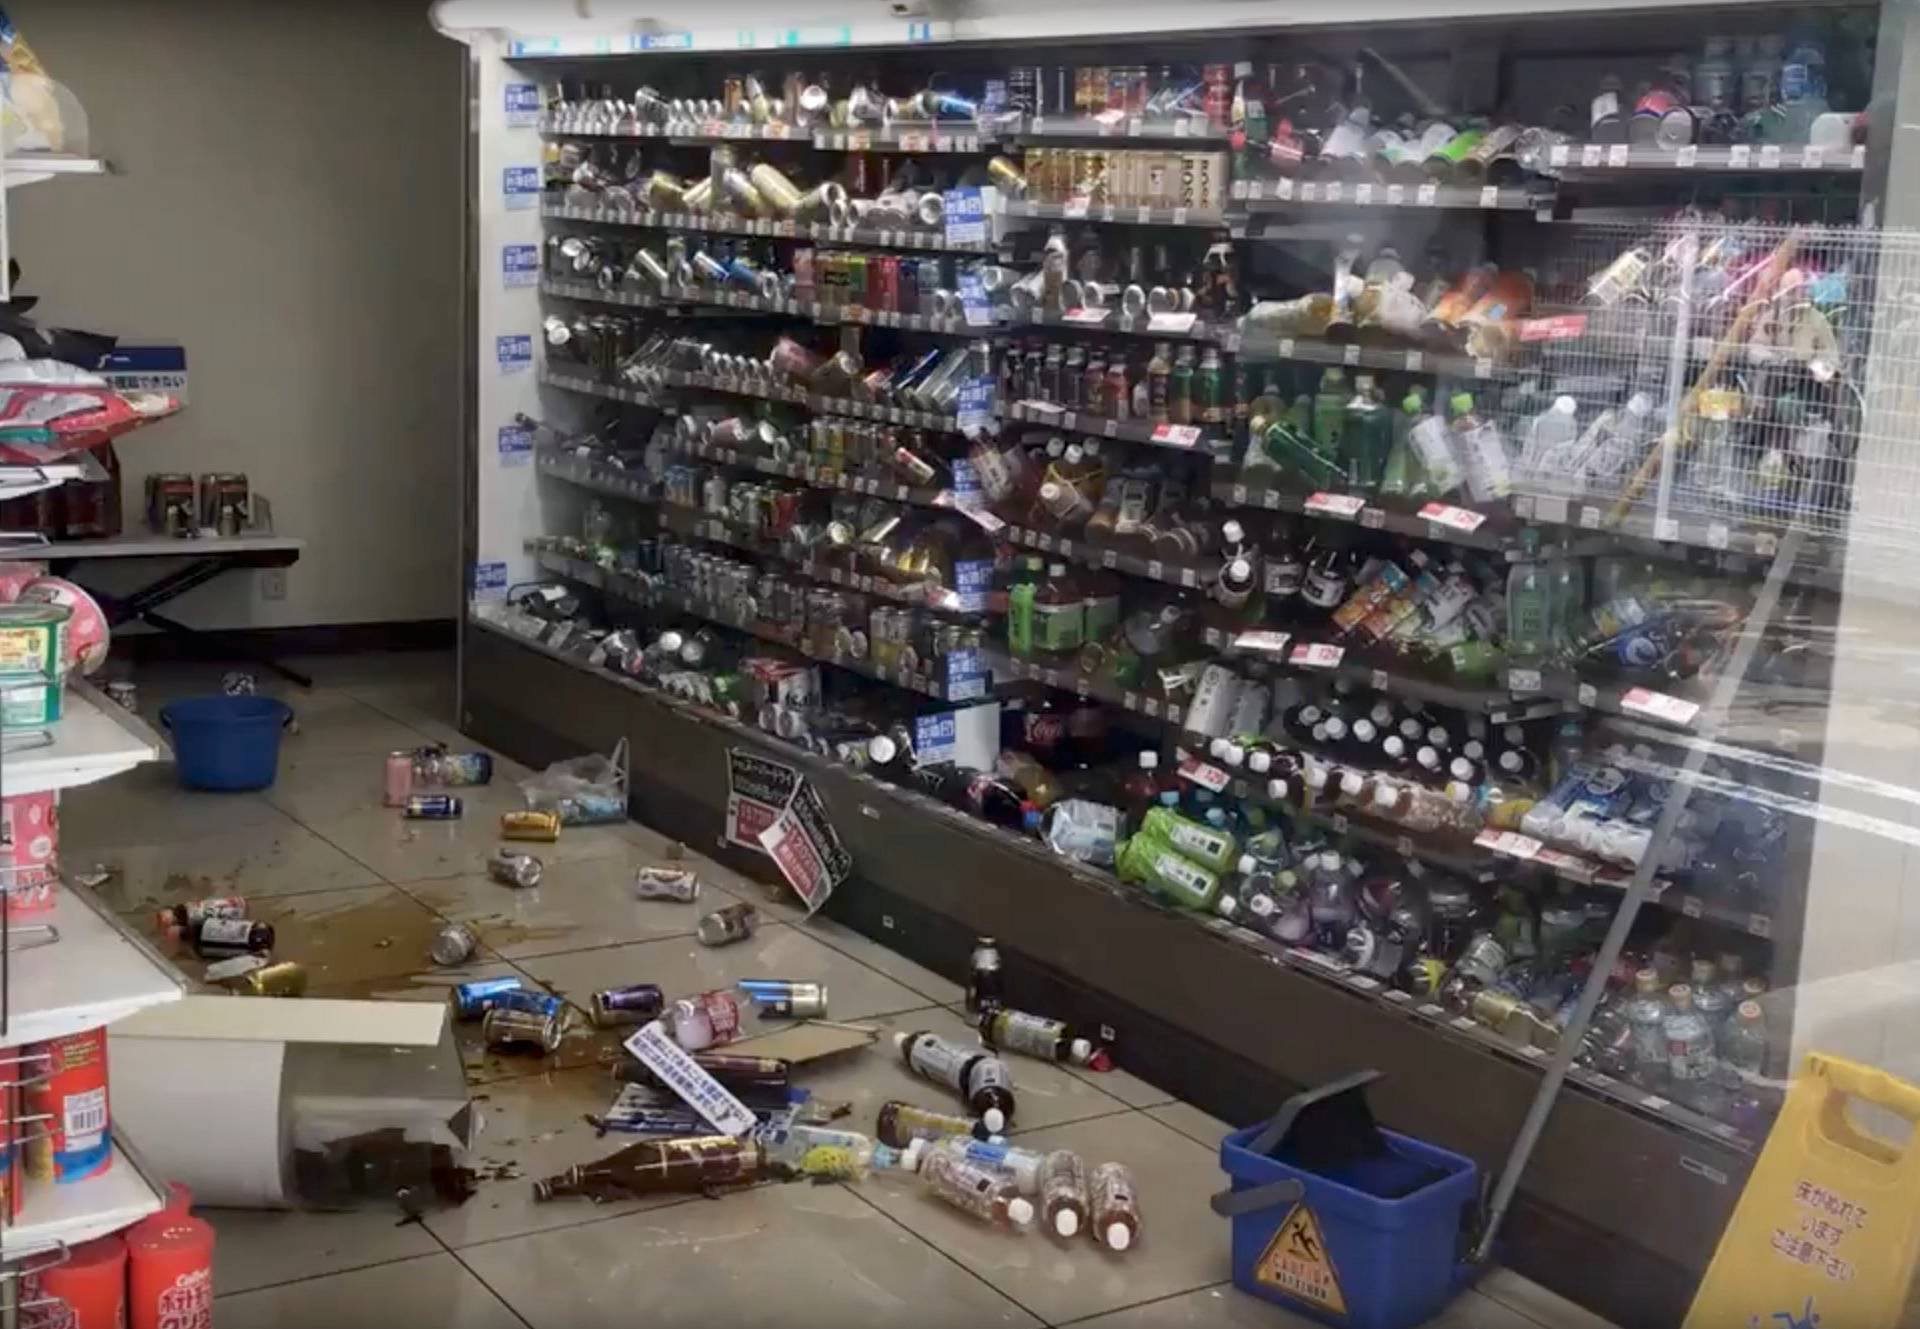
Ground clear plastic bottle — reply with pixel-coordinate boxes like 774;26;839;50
874;1099;989;1149
911;1141;1036;1227
1518;395;1579;488
1312;369;1348;457
1721;1000;1768;1077
896;1030;1016;1131
760;1124;885;1179
1038;1149;1092;1238
1147;342;1172;423
1449;393;1512;502
1690;958;1731;1027
1406;397;1466;497
1663;985;1717;1086
1091;1161;1141;1251
1169;347;1196;424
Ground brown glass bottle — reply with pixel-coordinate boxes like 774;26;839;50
531;1136;765;1203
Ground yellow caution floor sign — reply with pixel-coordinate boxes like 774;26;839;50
1254;1202;1349;1315
1685;1053;1920;1329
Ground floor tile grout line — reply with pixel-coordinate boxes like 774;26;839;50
1047;1280;1235;1328
209;1248;503;1305
789;920;968;1010
435;1244;540;1329
1003;1104;1139;1140
435;1193;712;1254
835;1179;1055;1327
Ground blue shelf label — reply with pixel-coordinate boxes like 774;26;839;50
505;83;541;128
498;424;533;467
471;561;509;600
639;31;692;50
508;36;562;56
906;21;936;42
776;25;851;47
953;558;992;613
958;269;991;328
504;244;540;288
504;165;540;211
497;335;533;374
945;187;987;247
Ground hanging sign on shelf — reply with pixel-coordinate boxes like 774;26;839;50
496;335;533;375
470;561;508;602
958;270;991;328
505;83;541;128
503;166;541;211
957;375;996;437
497;424;533;467
944;187;988;247
503;245;541;289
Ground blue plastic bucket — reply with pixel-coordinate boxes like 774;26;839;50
1218;1122;1479;1329
160;695;293;792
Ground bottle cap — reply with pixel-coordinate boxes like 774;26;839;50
1055;1208;1081;1237
868;735;899;765
1069;1037;1095;1063
1383;736;1404;757
1007;1197;1036;1226
1340;771;1364;797
1137;750;1158;771
1248;751;1271;773
1450;392;1474;415
1222;746;1245;768
1228;556;1252;582
1267;778;1289;800
1499;750;1523;772
1106;1221;1133;1251
982;1106;1007;1133
1222;520;1245;545
1553;395;1578;415
1209;737;1232;759
1238;853;1258;875
1450;758;1474;780
893;1031;913;1052
1738;1000;1762;1020
902;1138;927;1172
1372;784;1398;809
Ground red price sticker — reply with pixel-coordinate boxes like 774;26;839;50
1177;755;1232;792
1062;306;1110;325
1230;630;1292;655
1289;642;1345;669
1417;502;1489;533
1620;687;1701;728
1303;492;1367;519
1149;423;1203;448
1474;829;1543;860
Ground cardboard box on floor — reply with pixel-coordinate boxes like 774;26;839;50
110;997;473;1209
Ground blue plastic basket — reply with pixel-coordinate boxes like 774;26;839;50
1214;1074;1480;1329
160;695;293;792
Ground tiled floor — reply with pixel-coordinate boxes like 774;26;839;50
66;651;1618;1329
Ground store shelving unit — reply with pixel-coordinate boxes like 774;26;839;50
452;7;1890;1324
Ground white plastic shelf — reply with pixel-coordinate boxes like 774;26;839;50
0;880;187;1049
5;1137;166;1261
4;156;109;189
1;680;165;797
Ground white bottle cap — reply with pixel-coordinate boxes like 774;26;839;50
1450;758;1474;781
902;1138;927;1172
1340;771;1364;797
1553;395;1578;415
1106;1221;1133;1251
1222;520;1245;546
1069;1037;1094;1063
893;1031;914;1053
868;735;899;764
1055;1208;1081;1237
1499;750;1524;773
1222;746;1245;768
1139;750;1159;770
1228;556;1252;582
1372;784;1398;810
1248;750;1272;774
1209;737;1232;759
982;1107;1007;1133
1237;853;1258;875
1008;1196;1036;1226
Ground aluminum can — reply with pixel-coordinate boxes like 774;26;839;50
384;751;414;807
501;810;562;841
430;923;479;966
483;1005;563;1054
634;865;700;902
404;795;462;820
696;903;760;947
451;977;525;1020
591;983;666;1027
489;851;544;888
737;979;829;1018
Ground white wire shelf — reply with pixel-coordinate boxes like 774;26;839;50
1;680;165;797
5;1137;167;1261
1;878;187;1049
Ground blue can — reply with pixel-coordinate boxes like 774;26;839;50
933;93;977;120
451;976;525;1020
494;988;566;1018
404;795;463;819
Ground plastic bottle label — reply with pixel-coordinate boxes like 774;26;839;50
966;1055;1012;1098
1150;847;1216;905
907;1034;977;1091
199;917;256;946
993;1010;1067;1059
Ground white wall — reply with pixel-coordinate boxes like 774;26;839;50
8;0;464;630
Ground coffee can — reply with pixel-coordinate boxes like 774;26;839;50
591;983;666;1027
634;865;700;902
404;795;463;820
489;850;545;889
501;810;562;841
242;962;308;998
430;923;479;966
737;979;829;1018
483;1005;563;1054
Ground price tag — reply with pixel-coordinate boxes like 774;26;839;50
1452;1016;1480;1033
1729;144;1752;167
1063;307;1110;325
1177;754;1232;792
1229;484;1249;505
1148;310;1199;334
1262;491;1282;510
1331;814;1349;833
1301;182;1320;202
1037;533;1054;551
1473;358;1493;379
1417;502;1488;533
1550;144;1570;167
1142;697;1162;717
1677;144;1699;168
1607;144;1630;167
1749;913;1773;939
1101;549;1118;570
1289;642;1345;669
1620;687;1701;728
1173;207;1189;224
1347;974;1379;991
1682;896;1704;919
1342;343;1361;366
1755;532;1779;559
1123;691;1140;711
1474;829;1543;860
1581;144;1604;167
1395;835;1415;858
1146;559;1165;581
1759;144;1781;169
1062;199;1090;219
1149;423;1204;448
1578;505;1602;530
1325;183;1344;203
1059;539;1076;557
1278;338;1296;358
1355;184;1374;204
1304;492;1367;519
1230;629;1292;655
1384;989;1412;1004
1136;206;1153;223
1360;507;1384;529
1180;567;1197;588
1404;350;1424;373
1386;184;1405;205
1417;183;1438;206
1508;668;1542;694
1576;682;1598;708
1654;517;1680;543
1480;186;1499;208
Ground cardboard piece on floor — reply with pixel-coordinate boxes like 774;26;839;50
727;1020;877;1064
111;996;469;1209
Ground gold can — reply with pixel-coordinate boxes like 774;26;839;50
986;155;1028;198
244;962;309;998
501;810;563;842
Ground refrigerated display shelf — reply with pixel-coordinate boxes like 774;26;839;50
540;368;656;406
1008;305;1224;342
536;117;994;151
1210;478;1517;552
1510;493;1845;591
653;503;991;618
650;369;970;434
543;201;996;253
541;276;992;336
1230;177;1549;211
529;547;994;699
1000;521;1218;591
534;447;653;501
1544;141;1867;174
466;610;1764;1154
1001;199;1227;228
1226;330;1503;381
666;440;956;509
812;126;991;152
1003;401;1222;454
1196;624;1559;720
1011;116;1227;144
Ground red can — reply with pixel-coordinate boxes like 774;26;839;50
0;790;58;916
25;1027;111;1185
126;1211;214;1329
383;750;414;807
25;1233;126;1329
872;255;900;314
